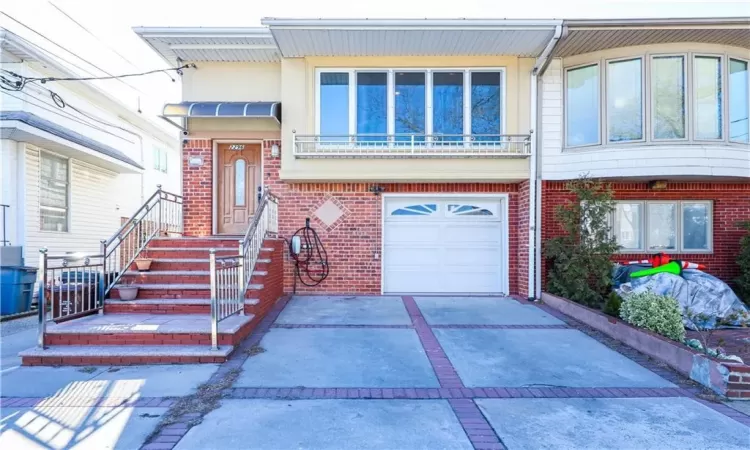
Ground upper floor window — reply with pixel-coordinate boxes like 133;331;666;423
40;153;69;232
564;52;750;148
317;68;504;140
153;147;168;173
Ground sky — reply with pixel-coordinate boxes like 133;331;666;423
1;0;748;133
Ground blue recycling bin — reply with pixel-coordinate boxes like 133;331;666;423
0;266;38;315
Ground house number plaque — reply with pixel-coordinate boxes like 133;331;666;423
229;144;245;150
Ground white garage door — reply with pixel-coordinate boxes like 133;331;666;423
383;196;507;294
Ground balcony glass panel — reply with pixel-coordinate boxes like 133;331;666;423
566;65;599;146
471;72;502;142
607;58;643;142
729;59;749;143
652;56;686;140
320;72;349;141
433;72;464;143
356;72;387;143
694;56;723;140
395;72;426;142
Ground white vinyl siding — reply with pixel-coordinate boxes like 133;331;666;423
24;146;120;267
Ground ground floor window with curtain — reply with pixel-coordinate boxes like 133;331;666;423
40;152;69;232
611;200;712;253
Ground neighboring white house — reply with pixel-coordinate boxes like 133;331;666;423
0;28;180;267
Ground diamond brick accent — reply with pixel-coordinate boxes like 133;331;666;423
310;195;350;231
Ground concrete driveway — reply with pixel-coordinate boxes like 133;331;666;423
173;295;749;450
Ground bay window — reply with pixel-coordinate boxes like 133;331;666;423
693;56;723;140
610;200;712;253
565;52;750;148
565;64;599;146
607;58;643;142
316;68;504;141
729;58;749;143
651;55;686;140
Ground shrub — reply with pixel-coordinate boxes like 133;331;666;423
603;291;622;317
736;220;750;306
545;176;620;307
620;291;686;342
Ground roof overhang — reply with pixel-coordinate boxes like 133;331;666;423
133;27;281;64
553;17;750;57
162;101;281;124
1;111;143;173
261;18;562;57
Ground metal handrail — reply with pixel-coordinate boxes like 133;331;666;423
293;133;532;158
101;185;183;297
37;250;105;348
209;189;278;349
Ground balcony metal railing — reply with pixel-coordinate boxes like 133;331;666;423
209;189;278;349
293;133;531;158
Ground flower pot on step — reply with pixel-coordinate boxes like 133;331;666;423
135;258;153;272
117;286;139;301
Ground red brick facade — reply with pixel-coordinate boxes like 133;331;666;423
181;138;530;296
541;181;750;287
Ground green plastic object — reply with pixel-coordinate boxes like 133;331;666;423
630;261;682;278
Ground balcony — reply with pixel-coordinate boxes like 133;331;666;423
293;134;531;159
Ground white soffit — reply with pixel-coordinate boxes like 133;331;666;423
261;19;561;57
133;27;281;64
555;20;750;57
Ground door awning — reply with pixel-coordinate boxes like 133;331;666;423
162;101;281;123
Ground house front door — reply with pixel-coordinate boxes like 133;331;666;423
217;143;261;235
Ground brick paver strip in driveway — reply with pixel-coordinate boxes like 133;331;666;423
414;296;565;326
434;328;676;388
235;328;439;387
477;397;750;450
174;399;473;450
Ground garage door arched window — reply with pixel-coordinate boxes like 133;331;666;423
447;204;495;216
390;204;437;216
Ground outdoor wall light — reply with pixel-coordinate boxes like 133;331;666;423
271;143;280;157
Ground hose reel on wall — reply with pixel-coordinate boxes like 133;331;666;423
286;218;329;293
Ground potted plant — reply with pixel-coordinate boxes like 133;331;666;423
117;280;139;301
134;253;153;272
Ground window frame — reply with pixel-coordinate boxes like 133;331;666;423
650;53;689;143
610;200;713;254
562;49;750;150
692;53;726;142
728;56;750;144
39;151;71;233
563;61;602;148
315;67;507;139
605;56;646;145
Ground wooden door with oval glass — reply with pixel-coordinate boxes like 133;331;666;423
217;143;261;234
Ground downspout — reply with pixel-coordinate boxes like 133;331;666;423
528;24;563;300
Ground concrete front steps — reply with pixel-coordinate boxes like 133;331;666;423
20;237;284;366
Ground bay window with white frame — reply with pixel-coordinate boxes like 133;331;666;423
316;68;505;145
611;200;712;253
564;51;750;148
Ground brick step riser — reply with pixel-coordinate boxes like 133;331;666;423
144;250;238;259
104;303;263;315
148;239;241;249
45;333;236;346
134;260;270;272
110;288;262;300
22;355;226;366
120;274;266;285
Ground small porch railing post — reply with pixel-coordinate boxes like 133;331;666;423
37;248;47;348
99;239;106;314
209;249;219;350
237;239;245;316
156;184;163;235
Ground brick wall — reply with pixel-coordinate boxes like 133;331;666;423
180;139;528;295
541;181;750;287
516;180;530;298
182;139;213;236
